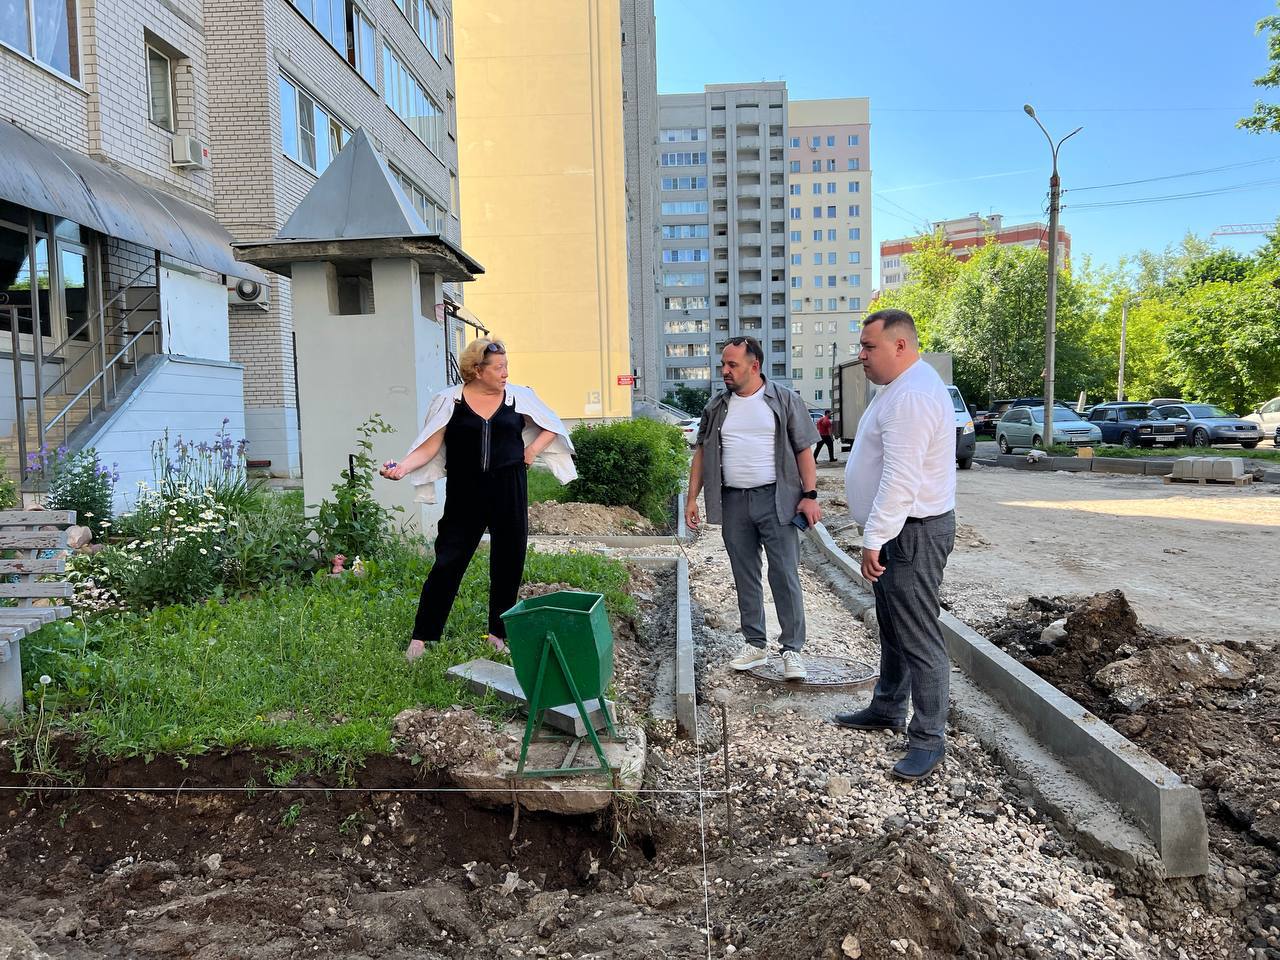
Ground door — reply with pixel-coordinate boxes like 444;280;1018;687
1261;398;1280;429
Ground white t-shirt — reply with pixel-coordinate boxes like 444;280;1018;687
844;358;956;550
721;386;778;489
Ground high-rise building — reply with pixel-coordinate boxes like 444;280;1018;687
454;0;632;423
785;98;871;408
207;0;461;475
880;213;1071;291
620;0;660;399
656;83;791;399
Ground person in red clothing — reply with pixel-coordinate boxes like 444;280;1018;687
814;410;836;463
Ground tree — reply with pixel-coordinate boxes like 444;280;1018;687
1163;276;1280;411
662;384;710;416
872;229;960;349
1239;3;1280;134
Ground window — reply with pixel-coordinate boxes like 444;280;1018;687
849;275;861;286
848;135;859;146
669;366;712;380
827;252;837;265
849;228;860;240
791;321;803;333
790;276;801;288
661;200;708;214
812;253;822;265
789;160;800;173
816;344;825;357
790;302;801;314
383;45;444;155
660;128;707;141
660;151;706;166
812;230;822;241
827;229;836;241
848;204;860;216
450;170;459;217
813;275;823;288
664;319;709;333
772;363;786;377
665;343;710;357
826;135;835;146
826;182;836;194
662;249;710;262
812;206;822;218
848;158;860;170
814;300;824;311
3;0;81;77
810;135;820;147
847;181;859;193
815;367;824;380
811;183;822;195
789;136;800;147
665;296;709;310
789;184;801;196
146;45;174;131
351;6;376;86
790;254;801;265
826;159;836;171
810;159;821;172
793;368;804;380
827;299;837;311
827;275;836;287
389;164;445;231
662;176;707;190
394;0;442;59
850;297;861;310
848;251;860;264
792;344;803;357
662;271;706;286
824;206;835;218
789;230;801;242
280;74;350;173
290;0;346;53
814;389;824;401
662;224;709;239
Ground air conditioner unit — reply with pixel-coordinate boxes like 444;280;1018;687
228;277;270;309
172;134;210;169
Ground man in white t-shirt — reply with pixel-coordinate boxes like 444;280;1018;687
836;309;957;782
685;337;821;680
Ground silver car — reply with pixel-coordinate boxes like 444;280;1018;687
1158;403;1263;449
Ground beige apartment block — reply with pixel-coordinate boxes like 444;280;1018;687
206;0;461;475
786;97;872;409
454;0;633;422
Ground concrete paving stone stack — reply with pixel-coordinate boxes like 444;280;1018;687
1172;457;1201;480
1212;458;1244;480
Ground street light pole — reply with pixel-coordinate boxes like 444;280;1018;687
1023;104;1081;448
1118;299;1129;402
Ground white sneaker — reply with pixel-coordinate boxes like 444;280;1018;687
730;644;768;671
781;651;807;681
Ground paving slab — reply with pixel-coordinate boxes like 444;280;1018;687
447;659;615;737
807;521;1210;877
448;720;645;815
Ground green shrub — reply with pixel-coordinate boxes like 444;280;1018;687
111;485;232;609
222;492;321;591
311;414;403;562
0;458;17;511
565;418;687;525
36;447;116;538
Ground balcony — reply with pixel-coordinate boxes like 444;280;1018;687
739;303;763;318
711;138;726;151
736;136;761;151
738;257;763;270
712;235;728;249
738;232;762;246
735;160;761;175
768;160;785;175
769;257;786;271
738;280;763;295
736;184;761;199
711;187;728;201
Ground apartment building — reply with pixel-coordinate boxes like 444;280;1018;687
0;0;262;497
655;83;791;399
620;0;661;398
880;213;1071;290
785;98;871;409
206;0;461;475
454;0;633;423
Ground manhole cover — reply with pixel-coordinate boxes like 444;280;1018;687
746;655;878;692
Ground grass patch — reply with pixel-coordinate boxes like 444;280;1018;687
18;546;634;771
1083;444;1280;463
527;467;565;504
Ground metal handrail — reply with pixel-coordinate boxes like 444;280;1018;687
37;287;157;401
40;261;154;365
44;317;161;438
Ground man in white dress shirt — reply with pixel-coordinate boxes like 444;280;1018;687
835;309;957;781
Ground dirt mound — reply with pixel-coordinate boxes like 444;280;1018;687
528;501;655;536
737;834;1005;959
392;707;498;771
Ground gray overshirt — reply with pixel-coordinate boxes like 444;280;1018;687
695;380;821;525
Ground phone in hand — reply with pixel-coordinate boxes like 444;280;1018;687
791;512;810;531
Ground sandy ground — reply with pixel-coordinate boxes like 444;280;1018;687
814;461;1280;644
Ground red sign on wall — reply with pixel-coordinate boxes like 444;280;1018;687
616;375;636;386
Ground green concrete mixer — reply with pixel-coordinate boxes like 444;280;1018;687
501;590;619;777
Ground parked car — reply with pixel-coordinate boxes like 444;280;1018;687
1156;403;1262;449
677;418;699;446
996;405;1101;453
1087;403;1186;448
1274;424;1280;448
1008;397;1080;411
974;399;1014;437
1148;397;1184;407
1243;396;1280;437
949;386;976;469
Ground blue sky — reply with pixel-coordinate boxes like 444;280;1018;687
653;0;1280;284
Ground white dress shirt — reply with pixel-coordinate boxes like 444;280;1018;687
721;386;778;489
844;358;956;550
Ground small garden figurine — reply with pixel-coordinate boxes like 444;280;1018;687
351;556;367;578
330;554;347;577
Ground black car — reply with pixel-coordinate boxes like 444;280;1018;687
974;399;1014;437
1156;403;1263;449
1088;403;1187;448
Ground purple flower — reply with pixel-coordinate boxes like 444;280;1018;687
222;417;230;425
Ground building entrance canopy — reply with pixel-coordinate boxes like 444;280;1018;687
0;119;263;283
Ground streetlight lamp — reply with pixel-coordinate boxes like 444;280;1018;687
1023;104;1081;447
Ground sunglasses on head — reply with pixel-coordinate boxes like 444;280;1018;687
484;341;505;354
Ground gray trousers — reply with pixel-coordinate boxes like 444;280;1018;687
721;484;806;652
867;512;956;750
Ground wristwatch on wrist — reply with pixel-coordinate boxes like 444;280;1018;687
800;490;818;500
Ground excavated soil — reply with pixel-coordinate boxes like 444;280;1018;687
980;590;1280;957
527;502;656;536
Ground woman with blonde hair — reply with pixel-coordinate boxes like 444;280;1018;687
381;338;576;660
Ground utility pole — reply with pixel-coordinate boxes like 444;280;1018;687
1024;105;1081;448
1118;299;1129;401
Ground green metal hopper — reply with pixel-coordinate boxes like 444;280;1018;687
501;590;618;777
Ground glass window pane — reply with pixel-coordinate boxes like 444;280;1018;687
298;91;317;169
278;76;298;161
33;0;77;78
147;47;173;130
0;0;31;55
60;247;88;341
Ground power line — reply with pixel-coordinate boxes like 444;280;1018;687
1067;175;1280;211
1069;156;1280;193
872;105;1247;115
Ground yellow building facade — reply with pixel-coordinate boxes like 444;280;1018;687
454;0;632;421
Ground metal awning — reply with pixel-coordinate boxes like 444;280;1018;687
0;118;263;283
